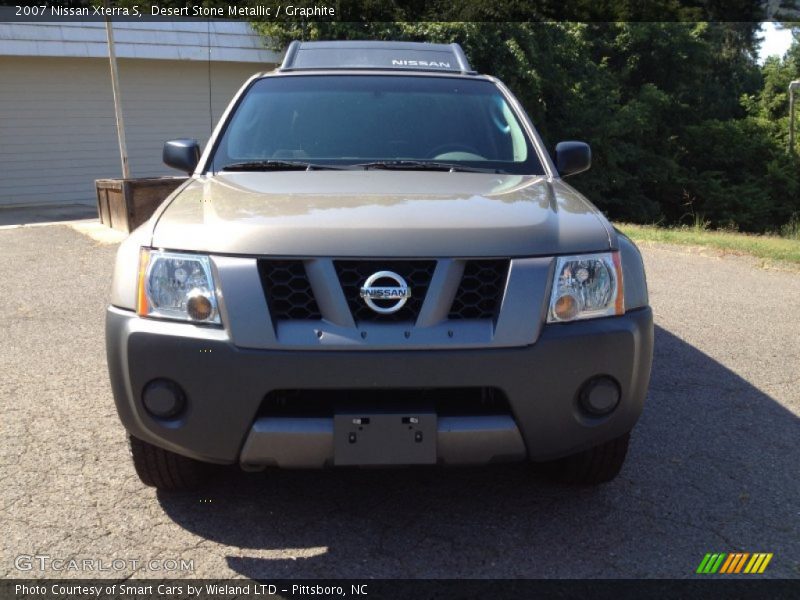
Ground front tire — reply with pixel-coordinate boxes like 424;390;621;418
128;435;208;491
541;433;630;485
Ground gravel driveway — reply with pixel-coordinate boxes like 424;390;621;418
1;225;798;579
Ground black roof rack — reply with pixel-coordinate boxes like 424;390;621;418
280;41;476;75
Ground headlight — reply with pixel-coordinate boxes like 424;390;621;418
136;249;221;324
547;252;624;323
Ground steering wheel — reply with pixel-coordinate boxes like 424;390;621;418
427;143;486;160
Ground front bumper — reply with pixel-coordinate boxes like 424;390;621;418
106;306;653;465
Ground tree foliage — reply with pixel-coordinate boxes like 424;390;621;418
253;20;800;232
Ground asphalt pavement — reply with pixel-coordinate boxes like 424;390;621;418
1;224;798;579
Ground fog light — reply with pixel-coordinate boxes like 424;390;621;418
186;289;213;321
142;379;186;419
579;376;620;416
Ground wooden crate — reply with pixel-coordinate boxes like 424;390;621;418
95;177;187;233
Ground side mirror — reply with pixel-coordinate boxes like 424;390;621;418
555;141;591;177
163;139;200;174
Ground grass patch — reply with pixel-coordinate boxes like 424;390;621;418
616;223;800;265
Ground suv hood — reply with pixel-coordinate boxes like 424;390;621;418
151;171;613;257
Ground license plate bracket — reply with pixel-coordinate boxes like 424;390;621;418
333;411;437;466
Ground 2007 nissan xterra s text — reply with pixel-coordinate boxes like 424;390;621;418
106;41;654;490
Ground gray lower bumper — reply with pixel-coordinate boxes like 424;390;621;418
106;306;653;465
239;415;526;469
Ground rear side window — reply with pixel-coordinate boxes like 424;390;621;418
211;75;544;174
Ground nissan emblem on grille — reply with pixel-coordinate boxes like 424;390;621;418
359;271;412;314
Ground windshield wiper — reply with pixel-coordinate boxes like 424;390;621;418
222;159;500;173
221;160;347;171
354;160;499;173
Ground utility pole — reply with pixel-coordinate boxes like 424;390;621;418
790;81;800;156
104;1;130;179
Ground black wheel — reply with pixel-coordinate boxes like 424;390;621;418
128;435;208;491
541;433;630;485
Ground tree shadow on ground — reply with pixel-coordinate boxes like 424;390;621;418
157;325;800;578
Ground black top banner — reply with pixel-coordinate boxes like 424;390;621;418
0;0;795;22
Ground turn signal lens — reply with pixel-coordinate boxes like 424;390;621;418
136;248;150;316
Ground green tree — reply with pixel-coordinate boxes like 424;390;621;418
253;18;799;232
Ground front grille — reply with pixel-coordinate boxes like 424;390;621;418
449;260;510;320
256;258;509;325
257;260;321;320
334;260;436;323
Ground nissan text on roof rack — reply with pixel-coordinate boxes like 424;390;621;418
106;41;654;490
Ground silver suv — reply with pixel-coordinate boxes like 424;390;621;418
106;41;653;490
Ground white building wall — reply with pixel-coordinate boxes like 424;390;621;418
0;21;278;206
0;56;263;205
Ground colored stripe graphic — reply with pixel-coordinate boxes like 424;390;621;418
720;553;740;574
698;552;773;574
733;553;749;573
697;553;727;574
758;554;773;573
744;553;774;573
744;554;760;573
711;554;726;573
696;554;713;574
719;554;736;573
721;553;735;573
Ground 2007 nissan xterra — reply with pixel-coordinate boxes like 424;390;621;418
106;41;653;490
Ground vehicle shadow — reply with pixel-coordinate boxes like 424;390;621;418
156;325;800;578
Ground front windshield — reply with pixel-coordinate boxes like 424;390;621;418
210;75;544;174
